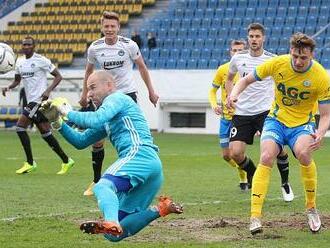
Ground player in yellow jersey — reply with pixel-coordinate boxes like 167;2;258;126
228;33;330;234
208;39;248;191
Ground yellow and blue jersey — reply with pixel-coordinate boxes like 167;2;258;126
209;62;239;120
255;54;330;127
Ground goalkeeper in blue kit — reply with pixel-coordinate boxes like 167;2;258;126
41;71;182;241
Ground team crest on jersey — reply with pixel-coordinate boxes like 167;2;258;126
118;50;125;56
101;53;105;57
303;80;311;87
31;63;35;68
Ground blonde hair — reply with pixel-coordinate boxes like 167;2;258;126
101;11;119;24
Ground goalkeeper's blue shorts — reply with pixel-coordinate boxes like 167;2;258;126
219;118;232;148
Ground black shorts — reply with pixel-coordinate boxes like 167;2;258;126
126;92;137;103
23;102;48;124
229;110;269;145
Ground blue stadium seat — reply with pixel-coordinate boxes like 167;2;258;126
298;6;308;17
204;8;214;18
258;0;268;7
256;8;266;17
320;6;329;17
197;28;208;38
321;58;330;68
159;48;170;59
210;18;220;29
149;48;160;59
268;37;279;48
271;27;282;37
264;17;274;26
187;59;198;69
165;59;176;69
238;0;248;8
191;18;201;28
181;48;191;59
318;16;329;27
176;59;186;69
215;38;226;49
279;39;288;48
194;38;204;48
0;107;8;115
202;18;211;28
174;8;184;18
274;17;285;26
215;8;225;18
290;0;301;6
287;6;297;17
152;18;161;28
208;28;218;39
285;16;295;27
282;26;293;38
296;16;306;26
141;48;149;59
268;0;279;7
167;28;177;39
211;48;222;59
187;0;198;9
157;28;167;40
277;7;287;17
279;0;289;7
194;9;204;19
305;26;316;36
160;18;171;29
232;17;242;27
227;0;238;8
277;47;288;55
228;27;239;39
222;17;232;27
155;58;166;68
191;49;201;59
295;25;304;33
198;59;208;69
197;0;207;9
235;7;245;18
189;28;198;38
201;48;211;59
171;18;181;29
184;38;194;49
209;59;219;69
163;38;173;48
146;58;155;68
309;6;319;16
205;38;215;49
170;48;180;60
177;28;187;39
181;18;191;28
308;16;317;27
242;17;253;27
245;8;255;17
184;9;194;19
225;8;235;17
173;38;184;49
219;27;229;37
266;8;276;17
208;0;218;9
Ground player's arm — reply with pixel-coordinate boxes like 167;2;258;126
227;73;257;109
208;87;222;115
134;56;159;106
2;74;21;96
41;68;63;101
225;72;236;96
310;103;330;151
80;62;95;107
59;123;107;149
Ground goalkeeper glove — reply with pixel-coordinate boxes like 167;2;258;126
40;100;60;122
51;97;72;116
51;117;64;130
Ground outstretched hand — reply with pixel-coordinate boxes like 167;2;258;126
50;97;72;116
40;100;60;122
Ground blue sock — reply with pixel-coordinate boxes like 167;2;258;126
104;207;160;242
93;179;119;223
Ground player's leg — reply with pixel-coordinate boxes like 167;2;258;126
36;120;74;175
15;114;36;174
290;123;320;233
84;140;105;196
277;149;294;202
250;117;284;235
219;118;248;190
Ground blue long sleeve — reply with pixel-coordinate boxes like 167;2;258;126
59;122;107;149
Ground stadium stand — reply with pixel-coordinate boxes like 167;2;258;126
138;0;330;69
0;0;156;66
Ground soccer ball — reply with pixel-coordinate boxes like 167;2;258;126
0;43;16;74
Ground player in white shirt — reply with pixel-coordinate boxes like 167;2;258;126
79;11;159;196
225;23;294;202
2;36;74;175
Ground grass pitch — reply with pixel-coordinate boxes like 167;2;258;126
0;131;330;247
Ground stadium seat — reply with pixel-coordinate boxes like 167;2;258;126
194;38;204;48
184;9;194;19
214;8;225;19
174;8;184;18
149;48;160;59
214;38;226;49
204;9;214;18
225;8;234;18
184;38;194;49
209;59;219;69
298;6;308;17
202;18;211;28
235;7;245;18
157;28;167;40
208;0;218;9
191;48;201;59
176;59;186;69
181;48;191;59
155;58;166;68
198;59;208;69
181;18;191;28
266;8;276;17
208;28;218;39
177;28;187;39
194;9;204;19
187;0;198;9
219;27;229;37
167;28;177;39
201;48;211;59
170;48;180;60
163;38;173;48
205;38;214;49
232;17;242;27
277;7;287;17
211;48;222;59
320;6;329;17
222;17;232;27
285;16;296;27
268;0;279;7
287;6;297;17
197;0;207;9
245;8;255;18
171;18;181;29
256;8;266;18
238;0;248;8
305;26;316;36
318;16;329;27
278;0;289;7
189;28;198;38
274;17;285;27
187;59;197;69
211;17;221;28
165;58;176;69
309;6;319;17
296;16;306;26
173;38;184;49
228;27;239;39
191;18;201;28
282;26;293;38
0;107;8;115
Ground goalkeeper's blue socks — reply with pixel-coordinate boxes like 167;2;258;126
104;207;160;242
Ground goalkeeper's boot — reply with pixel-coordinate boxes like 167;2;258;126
249;217;263;235
80;220;123;236
83;182;95;196
157;195;183;217
16;161;37;174
281;183;294;202
307;208;321;233
57;158;74;175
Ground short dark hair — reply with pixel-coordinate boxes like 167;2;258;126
22;36;35;45
230;39;247;48
101;11;120;24
247;23;265;35
290;32;316;52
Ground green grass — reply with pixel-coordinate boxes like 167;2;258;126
1;131;330;247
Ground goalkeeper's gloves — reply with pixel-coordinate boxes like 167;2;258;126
50;97;72;116
51;117;64;130
40;100;60;122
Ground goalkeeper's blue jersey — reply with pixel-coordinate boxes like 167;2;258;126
60;92;158;157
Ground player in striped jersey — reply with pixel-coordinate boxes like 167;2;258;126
225;23;294;201
79;11;159;196
209;39;248;191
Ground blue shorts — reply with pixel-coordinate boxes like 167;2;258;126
261;117;316;151
102;145;163;214
219;118;232;148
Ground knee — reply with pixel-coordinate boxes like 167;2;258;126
93;179;117;196
295;149;311;165
230;149;244;163
16;125;26;133
260;151;275;165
